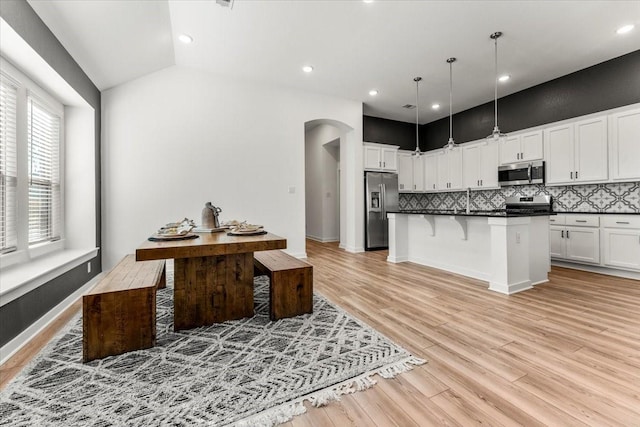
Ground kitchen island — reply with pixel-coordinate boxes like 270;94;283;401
387;210;552;294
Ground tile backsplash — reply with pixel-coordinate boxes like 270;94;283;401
399;181;640;213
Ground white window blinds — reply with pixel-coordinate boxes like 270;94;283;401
0;75;18;254
28;96;61;245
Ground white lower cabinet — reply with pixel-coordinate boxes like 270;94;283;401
551;214;640;273
603;229;640;270
564;226;600;264
602;216;640;271
549;215;600;264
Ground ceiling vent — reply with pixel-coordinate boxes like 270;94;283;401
402;104;416;109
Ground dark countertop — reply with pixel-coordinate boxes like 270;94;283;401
392;210;555;218
554;211;640;215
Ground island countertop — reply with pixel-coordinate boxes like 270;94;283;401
390;209;555;218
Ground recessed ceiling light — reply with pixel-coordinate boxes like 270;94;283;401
617;24;635;34
178;34;193;44
432;104;440;110
369;89;378;96
302;65;314;73
498;74;511;82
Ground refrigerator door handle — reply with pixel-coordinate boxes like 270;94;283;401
380;183;385;218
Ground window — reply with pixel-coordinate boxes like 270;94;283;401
0;75;18;253
0;62;64;261
28;96;61;245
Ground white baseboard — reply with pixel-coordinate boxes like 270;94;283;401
0;272;104;365
551;261;640;280
305;235;339;243
409;256;491;283
286;251;308;259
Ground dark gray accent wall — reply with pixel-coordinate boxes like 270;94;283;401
0;0;101;347
422;50;640;151
0;259;99;346
364;50;640;152
363;115;416;150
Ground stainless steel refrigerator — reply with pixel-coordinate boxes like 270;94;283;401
365;171;399;250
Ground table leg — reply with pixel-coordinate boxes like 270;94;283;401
173;252;254;330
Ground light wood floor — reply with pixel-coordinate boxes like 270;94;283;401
2;240;640;426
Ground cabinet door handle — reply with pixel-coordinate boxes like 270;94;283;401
575;220;587;223
383;161;386;168
433;184;436;189
570;171;573;179
561;230;564;238
379;161;381;167
616;221;630;224
480;179;483;186
567;230;570;238
521;152;524;159
575;171;578;179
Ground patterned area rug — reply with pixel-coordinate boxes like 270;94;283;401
0;276;424;426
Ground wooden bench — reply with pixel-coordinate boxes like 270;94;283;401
82;255;165;362
254;250;313;320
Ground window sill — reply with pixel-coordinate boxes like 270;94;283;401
0;247;99;307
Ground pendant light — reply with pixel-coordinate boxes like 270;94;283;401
443;57;457;149
412;76;423;157
487;31;507;141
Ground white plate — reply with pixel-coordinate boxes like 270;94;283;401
228;228;265;236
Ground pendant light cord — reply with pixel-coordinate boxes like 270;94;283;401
494;35;498;130
416;79;419;151
449;60;453;141
413;77;422;155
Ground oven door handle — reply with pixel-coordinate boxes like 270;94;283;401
527;163;532;183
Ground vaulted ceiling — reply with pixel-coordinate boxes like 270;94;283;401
26;0;640;123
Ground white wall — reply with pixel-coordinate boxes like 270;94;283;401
323;141;340;241
305;124;341;243
102;66;363;269
65;106;96;250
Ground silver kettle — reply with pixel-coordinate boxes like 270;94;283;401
201;202;222;228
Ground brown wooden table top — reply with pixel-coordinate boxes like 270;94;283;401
136;231;287;261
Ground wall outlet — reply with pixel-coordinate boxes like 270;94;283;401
516;232;521;244
87;262;91;273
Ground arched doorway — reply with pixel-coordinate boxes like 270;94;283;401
304;119;360;251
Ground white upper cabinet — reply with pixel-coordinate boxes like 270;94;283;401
436;147;463;191
463;140;499;189
499;130;543;165
424;152;438;192
413;155;425;192
397;151;413;192
544;115;608;185
397;151;426;192
575;116;608;182
363;143;399;171
609;107;640;182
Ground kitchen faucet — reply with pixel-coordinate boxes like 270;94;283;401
466;188;471;214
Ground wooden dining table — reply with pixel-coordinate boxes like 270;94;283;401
136;231;286;331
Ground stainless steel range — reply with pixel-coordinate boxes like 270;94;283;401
503;195;553;214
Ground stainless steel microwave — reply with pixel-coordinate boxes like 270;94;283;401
498;161;545;186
